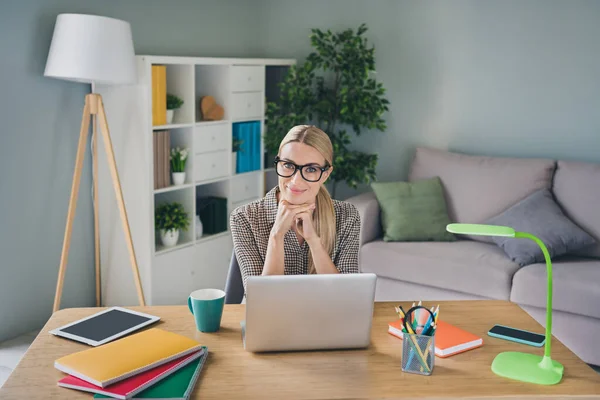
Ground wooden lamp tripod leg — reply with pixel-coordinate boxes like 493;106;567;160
53;98;92;313
96;95;146;307
92;111;101;307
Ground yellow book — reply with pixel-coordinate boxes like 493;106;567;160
55;328;202;388
152;65;167;126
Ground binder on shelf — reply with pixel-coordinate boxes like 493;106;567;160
152;132;159;190
233;121;261;174
152;65;167;126
196;196;227;235
164;130;171;187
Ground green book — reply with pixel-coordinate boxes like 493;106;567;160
95;347;208;400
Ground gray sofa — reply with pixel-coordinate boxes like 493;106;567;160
346;147;600;366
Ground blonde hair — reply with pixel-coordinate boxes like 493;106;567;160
278;125;335;274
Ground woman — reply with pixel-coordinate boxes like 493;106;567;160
230;125;361;293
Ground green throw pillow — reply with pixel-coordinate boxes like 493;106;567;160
371;177;456;242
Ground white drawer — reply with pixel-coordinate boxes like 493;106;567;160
194;123;230;154
230;173;261;203
153;245;195;305
231;66;265;92
231;92;263;121
194;151;229;182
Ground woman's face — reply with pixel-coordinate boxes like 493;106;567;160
277;142;332;205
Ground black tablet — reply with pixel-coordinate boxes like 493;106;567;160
49;307;160;346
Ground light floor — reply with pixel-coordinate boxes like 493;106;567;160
0;331;39;388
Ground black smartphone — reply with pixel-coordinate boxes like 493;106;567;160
488;324;545;347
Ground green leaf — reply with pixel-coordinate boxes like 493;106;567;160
264;23;388;197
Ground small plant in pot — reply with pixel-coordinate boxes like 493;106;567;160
232;138;244;173
166;93;184;124
155;202;189;248
170;146;189;185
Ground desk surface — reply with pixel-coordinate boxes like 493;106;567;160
1;300;599;399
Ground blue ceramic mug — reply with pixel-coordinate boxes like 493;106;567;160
188;289;225;333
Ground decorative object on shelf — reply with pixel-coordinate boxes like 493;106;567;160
233;121;260;174
265;23;389;198
195;215;203;240
166;93;184;124
446;223;564;385
155;202;190;248
170;146;189;185
232;138;244;173
196;197;227;235
44;13;146;311
199;95;224;121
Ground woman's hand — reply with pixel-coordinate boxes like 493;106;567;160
295;210;318;244
270;200;315;240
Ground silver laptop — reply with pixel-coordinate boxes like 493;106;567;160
241;273;377;352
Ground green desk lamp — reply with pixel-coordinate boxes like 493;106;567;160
446;223;564;385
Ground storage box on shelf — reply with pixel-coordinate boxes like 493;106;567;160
95;56;294;307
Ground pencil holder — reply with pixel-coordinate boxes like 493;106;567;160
401;333;435;375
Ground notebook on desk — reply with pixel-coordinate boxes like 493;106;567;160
55;328;203;387
93;347;209;400
58;349;204;399
388;319;483;358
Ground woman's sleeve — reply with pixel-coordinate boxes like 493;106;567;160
230;208;264;290
333;205;361;274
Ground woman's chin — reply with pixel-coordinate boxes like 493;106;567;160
283;190;309;204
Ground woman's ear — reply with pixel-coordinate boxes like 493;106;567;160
322;166;333;182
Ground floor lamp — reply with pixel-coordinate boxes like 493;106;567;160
44;13;146;311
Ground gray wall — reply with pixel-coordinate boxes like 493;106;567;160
258;0;600;199
2;0;600;341
0;0;261;342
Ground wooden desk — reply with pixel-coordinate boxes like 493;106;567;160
1;301;599;399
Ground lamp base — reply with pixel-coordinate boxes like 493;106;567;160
491;352;563;385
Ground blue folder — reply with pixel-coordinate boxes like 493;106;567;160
233;121;261;174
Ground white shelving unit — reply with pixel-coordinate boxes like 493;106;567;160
95;55;295;306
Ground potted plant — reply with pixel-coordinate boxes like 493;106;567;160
264;24;389;198
155;202;189;248
170;146;189;185
166;93;184;124
232;138;243;173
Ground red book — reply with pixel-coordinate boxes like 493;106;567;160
388;320;483;358
58;349;203;399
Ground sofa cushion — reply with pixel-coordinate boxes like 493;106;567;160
371;177;456;242
552;160;600;258
485;189;596;266
408;147;556;242
360;240;520;300
511;257;600;320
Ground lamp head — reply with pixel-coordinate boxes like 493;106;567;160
44;13;136;85
446;223;515;238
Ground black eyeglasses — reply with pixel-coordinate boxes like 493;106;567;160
273;156;331;182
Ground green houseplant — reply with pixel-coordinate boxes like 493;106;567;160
166;93;184;124
155;202;190;248
170;147;189;185
265;23;389;198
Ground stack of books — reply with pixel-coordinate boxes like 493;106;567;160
55;328;208;399
154;130;171;189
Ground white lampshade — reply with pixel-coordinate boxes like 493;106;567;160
44;13;136;85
